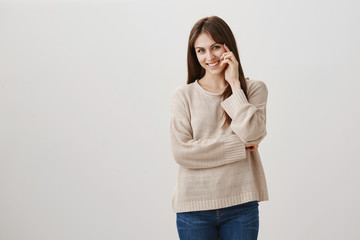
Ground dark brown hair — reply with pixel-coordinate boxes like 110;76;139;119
187;16;249;129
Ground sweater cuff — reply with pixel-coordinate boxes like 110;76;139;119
222;134;247;162
220;89;250;119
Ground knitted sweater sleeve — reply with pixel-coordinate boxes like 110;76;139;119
169;90;247;170
220;80;268;145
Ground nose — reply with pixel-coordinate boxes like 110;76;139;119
206;51;215;62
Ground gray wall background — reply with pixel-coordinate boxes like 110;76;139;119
1;0;359;239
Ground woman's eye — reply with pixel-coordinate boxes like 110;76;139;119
197;49;204;53
213;45;220;49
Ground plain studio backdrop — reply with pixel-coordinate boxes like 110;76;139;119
1;0;359;239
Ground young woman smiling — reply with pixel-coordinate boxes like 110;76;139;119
170;16;269;240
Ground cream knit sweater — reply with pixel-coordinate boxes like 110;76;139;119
169;78;269;213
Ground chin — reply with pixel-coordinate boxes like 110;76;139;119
207;68;225;74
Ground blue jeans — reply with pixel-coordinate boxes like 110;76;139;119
176;201;259;240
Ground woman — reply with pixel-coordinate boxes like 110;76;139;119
169;16;269;240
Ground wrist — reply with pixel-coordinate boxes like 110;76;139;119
229;81;241;91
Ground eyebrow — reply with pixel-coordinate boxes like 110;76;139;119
195;43;218;49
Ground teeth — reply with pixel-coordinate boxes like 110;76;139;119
208;61;219;67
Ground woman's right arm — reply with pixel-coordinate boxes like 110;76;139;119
169;90;247;170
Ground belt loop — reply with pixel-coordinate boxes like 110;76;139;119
216;209;221;216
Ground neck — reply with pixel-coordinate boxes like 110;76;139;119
200;72;228;88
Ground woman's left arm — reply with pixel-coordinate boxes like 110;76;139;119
220;80;268;145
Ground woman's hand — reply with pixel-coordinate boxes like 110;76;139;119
245;144;258;152
220;44;241;89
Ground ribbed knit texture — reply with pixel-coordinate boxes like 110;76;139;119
169;78;269;213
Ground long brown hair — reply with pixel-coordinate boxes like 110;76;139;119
187;16;249;129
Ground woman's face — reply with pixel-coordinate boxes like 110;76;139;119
194;32;227;75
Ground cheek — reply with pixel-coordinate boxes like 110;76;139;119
196;55;206;64
217;50;226;58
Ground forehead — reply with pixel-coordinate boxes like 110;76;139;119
194;32;217;48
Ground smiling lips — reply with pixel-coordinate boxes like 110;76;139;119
207;60;220;67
